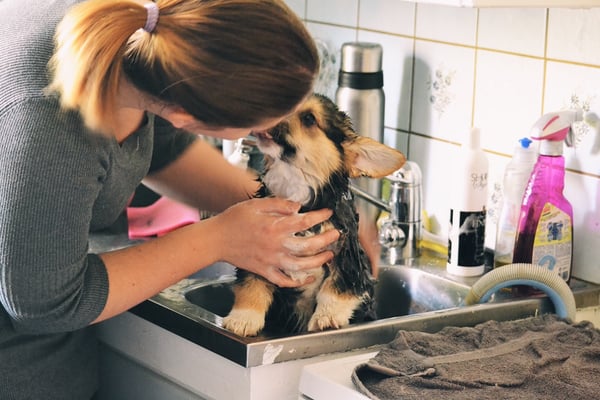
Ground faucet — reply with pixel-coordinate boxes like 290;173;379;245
350;161;423;265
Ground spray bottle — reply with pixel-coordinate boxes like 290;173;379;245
511;109;595;283
494;138;537;268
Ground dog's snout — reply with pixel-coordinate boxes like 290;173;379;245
252;130;272;140
267;123;289;141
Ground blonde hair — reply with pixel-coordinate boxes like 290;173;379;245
48;0;318;134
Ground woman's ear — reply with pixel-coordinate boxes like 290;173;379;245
162;108;197;128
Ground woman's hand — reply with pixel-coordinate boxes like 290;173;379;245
212;197;340;287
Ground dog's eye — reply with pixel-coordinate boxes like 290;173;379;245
300;112;317;128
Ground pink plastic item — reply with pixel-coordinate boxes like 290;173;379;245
512;111;574;283
127;196;200;239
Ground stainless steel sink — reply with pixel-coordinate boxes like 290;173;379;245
127;251;600;368
183;264;470;324
90;228;600;370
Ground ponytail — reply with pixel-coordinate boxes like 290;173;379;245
48;0;149;134
49;0;318;135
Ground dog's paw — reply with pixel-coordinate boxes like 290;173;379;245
222;309;265;337
307;312;349;332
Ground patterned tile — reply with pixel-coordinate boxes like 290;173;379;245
412;40;476;141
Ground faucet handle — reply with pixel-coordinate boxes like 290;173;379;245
379;219;407;249
380;161;423;264
386;160;422;186
386;161;422;223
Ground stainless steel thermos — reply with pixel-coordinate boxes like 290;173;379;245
335;42;385;227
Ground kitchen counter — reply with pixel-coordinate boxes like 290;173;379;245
92;232;600;400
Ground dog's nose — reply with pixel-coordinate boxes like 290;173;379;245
252;130;273;141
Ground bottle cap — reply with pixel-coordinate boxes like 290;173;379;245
339;42;382;73
338;42;384;90
466;127;481;150
518;137;532;148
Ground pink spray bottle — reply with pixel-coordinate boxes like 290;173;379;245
511;110;581;283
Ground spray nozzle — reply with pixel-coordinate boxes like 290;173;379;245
530;109;600;153
531;110;582;142
530;110;586;155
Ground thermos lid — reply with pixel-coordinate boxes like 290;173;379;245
340;42;382;73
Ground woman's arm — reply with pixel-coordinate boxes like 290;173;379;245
142;139;259;212
95;197;338;323
94;138;340;324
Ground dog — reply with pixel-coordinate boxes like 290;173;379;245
222;94;406;337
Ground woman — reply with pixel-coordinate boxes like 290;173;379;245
0;0;340;398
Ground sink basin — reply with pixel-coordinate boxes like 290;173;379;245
129;252;598;368
184;265;469;325
90;233;600;368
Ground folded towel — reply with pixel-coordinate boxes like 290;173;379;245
352;315;600;399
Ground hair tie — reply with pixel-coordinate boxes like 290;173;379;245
143;2;159;33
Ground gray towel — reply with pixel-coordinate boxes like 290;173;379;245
352;315;600;399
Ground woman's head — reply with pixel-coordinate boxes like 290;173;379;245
48;0;318;135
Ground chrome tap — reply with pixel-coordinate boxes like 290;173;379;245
350;161;422;265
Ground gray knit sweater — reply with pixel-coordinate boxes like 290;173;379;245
0;1;196;399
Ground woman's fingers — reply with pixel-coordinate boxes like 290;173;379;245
216;198;342;286
255;197;301;215
286;208;333;231
281;228;339;256
278;250;334;273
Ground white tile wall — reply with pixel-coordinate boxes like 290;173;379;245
306;0;358;26
473;50;545;154
286;0;600;283
478;8;547;56
411;40;475;141
415;4;477;45
358;1;416;35
547;8;600;66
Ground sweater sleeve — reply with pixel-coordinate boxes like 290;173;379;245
0;99;110;334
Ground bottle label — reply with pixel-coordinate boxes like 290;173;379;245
532;203;572;281
448;209;486;267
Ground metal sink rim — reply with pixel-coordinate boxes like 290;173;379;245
130;253;600;367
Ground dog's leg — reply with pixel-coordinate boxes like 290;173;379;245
223;276;275;337
307;276;365;331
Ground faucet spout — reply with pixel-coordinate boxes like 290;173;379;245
351;161;423;265
349;184;391;213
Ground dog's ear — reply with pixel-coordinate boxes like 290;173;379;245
343;135;406;178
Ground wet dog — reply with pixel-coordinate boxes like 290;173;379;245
222;94;406;336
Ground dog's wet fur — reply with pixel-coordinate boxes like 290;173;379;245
222;94;406;336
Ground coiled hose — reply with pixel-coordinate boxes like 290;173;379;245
465;263;577;321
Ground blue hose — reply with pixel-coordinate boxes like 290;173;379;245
465;263;577;321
